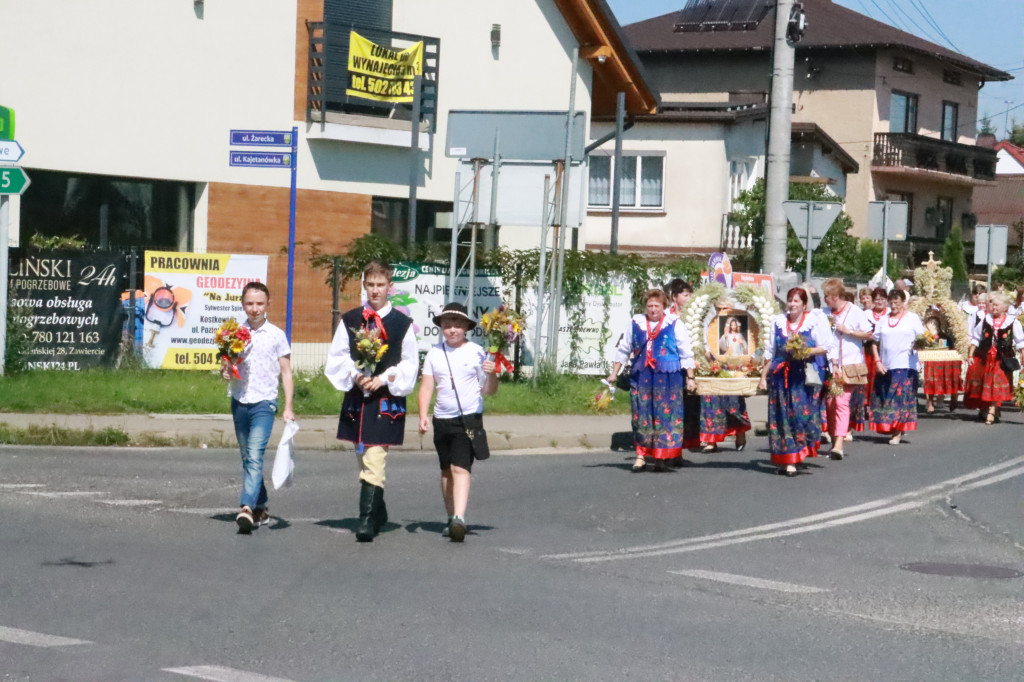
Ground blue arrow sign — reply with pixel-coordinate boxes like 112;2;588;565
0;140;24;163
229;129;293;147
229;151;292;168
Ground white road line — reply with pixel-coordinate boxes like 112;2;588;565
162;665;296;682
543;456;1024;563
0;625;91;647
0;483;45;489
668;569;829;594
18;491;106;498
96;498;162;506
165;508;234;516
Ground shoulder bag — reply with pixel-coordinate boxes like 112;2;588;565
837;307;868;385
442;345;490;460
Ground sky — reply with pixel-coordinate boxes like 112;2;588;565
605;0;1024;136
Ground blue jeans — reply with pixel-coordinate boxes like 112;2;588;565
231;399;276;509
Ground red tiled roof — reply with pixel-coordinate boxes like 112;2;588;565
624;0;1011;82
995;141;1024;170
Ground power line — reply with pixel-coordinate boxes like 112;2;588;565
906;0;962;54
883;0;943;47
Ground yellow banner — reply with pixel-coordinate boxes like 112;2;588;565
346;31;423;104
145;251;231;275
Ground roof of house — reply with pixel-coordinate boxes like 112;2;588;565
554;0;661;115
623;0;1011;82
995;141;1024;169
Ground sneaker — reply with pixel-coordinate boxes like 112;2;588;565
253;507;270;527
441;516;453;538
236;506;254;533
448;516;467;542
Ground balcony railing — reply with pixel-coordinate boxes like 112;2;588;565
306;22;439;133
872;133;996;181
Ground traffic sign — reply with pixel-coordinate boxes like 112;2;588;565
229;129;293;147
866;201;908;241
782;200;843;251
0;166;30;194
0;140;24;163
974;225;1008;266
229;151;292;168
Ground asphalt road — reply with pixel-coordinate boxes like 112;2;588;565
2;408;1023;681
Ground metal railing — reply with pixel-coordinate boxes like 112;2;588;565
872;133;996;181
305;21;440;133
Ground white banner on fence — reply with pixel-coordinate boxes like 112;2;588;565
142;251;268;370
382;262;505;352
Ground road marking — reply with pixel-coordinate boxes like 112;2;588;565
669;569;828;594
542;456;1024;563
96;498;162;506
497;548;532;555
165;508;234;515
0;483;45;489
162;665;295;682
18;491;106;498
0;625;91;647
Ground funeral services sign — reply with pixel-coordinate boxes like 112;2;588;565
8;249;126;370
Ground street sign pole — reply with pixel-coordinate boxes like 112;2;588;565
881;201;889;286
987;227;994;291
286;125;298;342
805;201;815;282
0;194;8;375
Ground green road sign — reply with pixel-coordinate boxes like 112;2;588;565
0;106;13;141
0;167;30;194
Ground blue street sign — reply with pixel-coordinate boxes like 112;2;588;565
229;129;292;147
0;140;24;163
229;151;292;168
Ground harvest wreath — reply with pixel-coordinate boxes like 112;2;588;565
679;283;779;395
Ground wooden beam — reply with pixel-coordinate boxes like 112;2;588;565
580;45;613;60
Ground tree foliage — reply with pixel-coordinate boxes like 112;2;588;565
941;223;969;283
728;178;903;278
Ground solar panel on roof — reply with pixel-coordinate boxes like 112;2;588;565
674;0;773;32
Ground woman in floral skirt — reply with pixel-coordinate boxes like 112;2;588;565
870;289;924;444
851;287;889;434
608;289;696;472
963;292;1024;424
758;288;835;476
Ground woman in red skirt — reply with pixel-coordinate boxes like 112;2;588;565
963;292;1024;424
851;287;890;433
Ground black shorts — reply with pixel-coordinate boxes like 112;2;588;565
433;413;483;472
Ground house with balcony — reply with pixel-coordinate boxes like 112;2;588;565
621;0;1012;263
0;0;656;368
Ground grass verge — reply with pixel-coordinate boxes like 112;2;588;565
0;368;630;416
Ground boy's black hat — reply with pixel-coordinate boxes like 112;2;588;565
433;302;477;329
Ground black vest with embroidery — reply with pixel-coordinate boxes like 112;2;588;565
336;306;412;446
976;320;1013;359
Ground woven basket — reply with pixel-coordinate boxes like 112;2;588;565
693;376;761;396
918;349;963;362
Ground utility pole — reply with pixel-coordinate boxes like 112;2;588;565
763;0;801;281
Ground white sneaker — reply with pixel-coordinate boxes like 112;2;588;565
236;506;254;533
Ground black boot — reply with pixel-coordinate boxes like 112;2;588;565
373;487;388;530
355;481;377;542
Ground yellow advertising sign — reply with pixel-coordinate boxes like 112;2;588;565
346;31;423;104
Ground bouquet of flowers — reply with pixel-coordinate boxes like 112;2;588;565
1015;373;1024;411
824;373;845;398
351;326;388;396
214;318;251;379
784;334;811;360
914;330;939;350
591;379;616;412
480;303;526;374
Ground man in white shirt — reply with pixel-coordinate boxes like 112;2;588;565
324;260;418;542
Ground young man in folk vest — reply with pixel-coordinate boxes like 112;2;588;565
325;260;419;542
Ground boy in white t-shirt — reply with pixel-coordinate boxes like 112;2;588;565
222;282;294;534
418;303;497;542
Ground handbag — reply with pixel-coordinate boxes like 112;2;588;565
804;363;822;387
835;309;869;385
1000;355;1021;373
442;345;490;460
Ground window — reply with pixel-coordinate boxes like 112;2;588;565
587;154;664;209
943;70;963;86
893;56;914;74
19;169;194;250
941;102;959;142
890;91;919;134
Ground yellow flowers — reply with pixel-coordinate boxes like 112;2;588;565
213;317;251;379
375;343;388;362
351;326;386;372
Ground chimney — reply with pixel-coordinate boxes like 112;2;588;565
977;133;997;149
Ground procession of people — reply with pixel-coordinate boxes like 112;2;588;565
609;273;1024;477
221;260;1024;543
